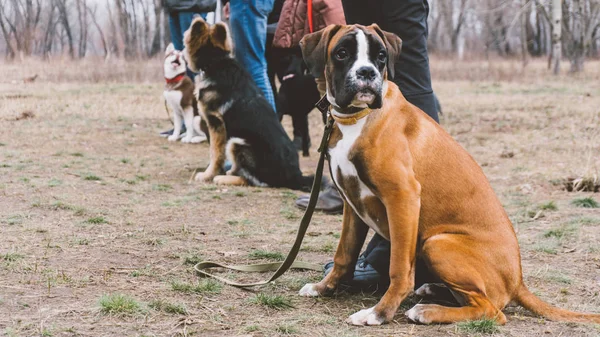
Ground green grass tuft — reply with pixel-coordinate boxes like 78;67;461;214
250;293;294;310
275;323;298;335
153;184;172;191
99;293;144;315
149;299;188;315
572;197;599;208
457;318;500;334
83;174;101;181
543;225;576;240
182;253;203;265
539;201;558;211
2;252;25;262
248;250;285;261
170;279;222;294
70;152;84;157
48;178;62;187
85;216;108;224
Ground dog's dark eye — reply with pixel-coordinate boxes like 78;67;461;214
377;50;387;62
335;48;348;60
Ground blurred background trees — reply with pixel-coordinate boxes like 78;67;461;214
0;0;598;73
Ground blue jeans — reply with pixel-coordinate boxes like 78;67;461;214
229;0;276;111
169;12;206;79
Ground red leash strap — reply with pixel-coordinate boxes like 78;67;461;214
307;0;314;33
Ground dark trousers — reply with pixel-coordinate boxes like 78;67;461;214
341;0;439;276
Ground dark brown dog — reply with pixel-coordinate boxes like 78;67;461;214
297;24;600;326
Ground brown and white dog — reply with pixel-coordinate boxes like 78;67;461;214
163;43;207;143
297;24;600;326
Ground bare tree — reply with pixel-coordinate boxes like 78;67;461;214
55;0;75;58
87;4;109;59
562;0;600;72
0;0;16;58
75;0;88;58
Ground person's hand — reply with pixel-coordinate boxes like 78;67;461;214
223;2;230;19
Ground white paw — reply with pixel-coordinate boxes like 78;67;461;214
167;134;179;142
298;283;320;297
415;283;436;297
405;304;431;324
195;171;214;182
189;136;206;143
346;306;384;326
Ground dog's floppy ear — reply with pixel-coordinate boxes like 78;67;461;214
300;25;341;78
371;24;402;78
165;43;175;55
210;22;232;52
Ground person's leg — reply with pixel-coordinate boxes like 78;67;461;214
381;0;438;121
229;0;276;111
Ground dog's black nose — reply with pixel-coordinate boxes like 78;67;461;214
356;67;376;81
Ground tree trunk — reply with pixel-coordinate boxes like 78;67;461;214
550;0;562;75
570;0;584;72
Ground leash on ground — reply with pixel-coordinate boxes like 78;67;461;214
194;96;334;288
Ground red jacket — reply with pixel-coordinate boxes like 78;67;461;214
273;0;346;49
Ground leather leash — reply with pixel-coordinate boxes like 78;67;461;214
194;96;334;288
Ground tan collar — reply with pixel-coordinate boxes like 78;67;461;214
330;107;372;125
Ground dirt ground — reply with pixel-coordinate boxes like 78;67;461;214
1;59;599;337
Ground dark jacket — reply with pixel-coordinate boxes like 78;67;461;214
164;0;216;13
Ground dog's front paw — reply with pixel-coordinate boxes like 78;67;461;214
195;171;215;182
298;283;321;297
181;136;192;143
346;307;385;326
167;134;179;142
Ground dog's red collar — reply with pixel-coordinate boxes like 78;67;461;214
165;73;186;84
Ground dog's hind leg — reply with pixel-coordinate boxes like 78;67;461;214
224;137;264;186
406;235;507;324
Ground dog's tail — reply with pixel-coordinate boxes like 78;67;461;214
515;283;600;323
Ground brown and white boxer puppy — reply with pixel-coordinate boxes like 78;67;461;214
297;24;600;326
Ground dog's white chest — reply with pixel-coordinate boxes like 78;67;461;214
329;119;386;237
164;90;183;112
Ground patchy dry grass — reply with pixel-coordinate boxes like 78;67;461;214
0;58;599;336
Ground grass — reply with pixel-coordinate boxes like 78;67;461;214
98;293;144;315
85;216;108;224
275;323;299;335
571;197;599;208
543;225;577;240
546;272;572;285
148;299;188;315
248;250;285;261
82;174;101;181
250;293;294;310
456;318;500;334
48;178;62;187
182;253;203;265
170;279;222;294
2;252;24;262
539;201;558;211
153;184;172;191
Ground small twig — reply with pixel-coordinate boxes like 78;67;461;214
188;168;198;184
